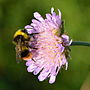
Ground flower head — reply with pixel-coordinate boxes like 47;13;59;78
25;8;71;84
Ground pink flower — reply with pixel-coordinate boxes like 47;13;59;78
25;8;71;84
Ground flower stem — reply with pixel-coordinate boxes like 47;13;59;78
71;41;90;47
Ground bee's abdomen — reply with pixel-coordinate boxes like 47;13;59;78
21;50;33;60
21;50;29;58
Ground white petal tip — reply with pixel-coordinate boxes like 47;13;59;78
25;25;33;29
51;7;54;14
34;12;44;22
49;75;56;84
69;39;73;45
58;9;61;19
38;75;45;81
65;62;68;70
27;65;37;72
27;67;32;72
33;12;38;17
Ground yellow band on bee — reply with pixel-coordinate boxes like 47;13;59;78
13;29;29;39
21;46;28;51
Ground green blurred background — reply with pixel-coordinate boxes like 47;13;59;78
0;0;90;90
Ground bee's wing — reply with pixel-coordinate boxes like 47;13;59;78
15;39;22;63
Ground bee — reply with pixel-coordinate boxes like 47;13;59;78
13;29;33;63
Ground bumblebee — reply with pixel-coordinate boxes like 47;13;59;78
13;29;33;63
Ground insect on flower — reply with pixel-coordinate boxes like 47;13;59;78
13;7;72;84
13;29;38;63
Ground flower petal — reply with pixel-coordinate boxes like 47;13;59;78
38;69;50;81
27;64;37;72
34;12;44;22
49;75;56;84
24;8;71;84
